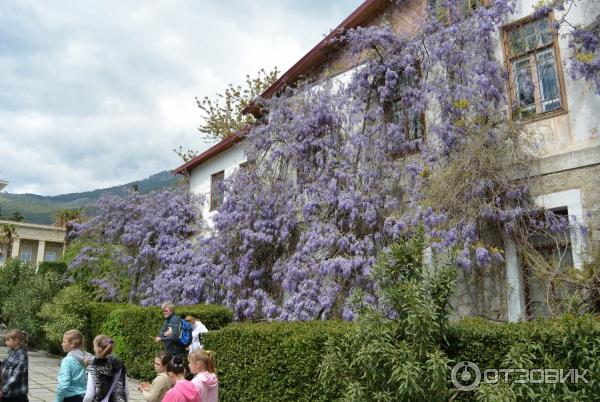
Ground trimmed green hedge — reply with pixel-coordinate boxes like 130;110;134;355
199;316;600;402
38;261;67;275
86;302;126;350
99;304;233;380
203;321;352;402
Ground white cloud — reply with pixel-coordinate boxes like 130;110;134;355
0;0;363;195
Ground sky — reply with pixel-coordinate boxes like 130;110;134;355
0;0;364;195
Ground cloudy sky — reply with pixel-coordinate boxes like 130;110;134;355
0;0;363;195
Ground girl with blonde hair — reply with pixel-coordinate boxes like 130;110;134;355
189;350;218;402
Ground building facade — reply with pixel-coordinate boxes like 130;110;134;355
0;220;66;266
176;0;600;321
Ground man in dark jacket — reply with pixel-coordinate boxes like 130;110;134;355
154;302;186;358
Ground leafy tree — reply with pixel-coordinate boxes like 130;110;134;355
39;285;90;344
54;208;85;227
8;211;24;222
1;263;63;347
175;67;279;161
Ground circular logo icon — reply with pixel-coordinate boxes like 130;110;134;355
451;361;481;391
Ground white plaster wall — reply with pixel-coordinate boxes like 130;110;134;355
498;0;600;157
189;143;246;228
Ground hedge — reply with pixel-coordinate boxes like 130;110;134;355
199;316;600;402
99;304;233;380
38;261;67;275
202;321;352;402
86;302;126;350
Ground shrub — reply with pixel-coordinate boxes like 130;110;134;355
86;302;126;349
447;316;600;401
320;231;456;402
39;285;90;350
38;261;68;276
99;304;232;380
203;321;352;402
2;266;63;348
0;259;28;321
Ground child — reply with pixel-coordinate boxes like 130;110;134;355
137;352;172;402
83;335;128;402
56;330;92;402
0;329;29;402
189;350;218;402
162;357;199;402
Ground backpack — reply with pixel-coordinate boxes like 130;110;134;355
178;317;193;347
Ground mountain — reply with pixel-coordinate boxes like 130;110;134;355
0;171;180;225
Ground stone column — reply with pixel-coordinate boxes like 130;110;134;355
505;238;525;322
11;237;20;258
37;240;46;266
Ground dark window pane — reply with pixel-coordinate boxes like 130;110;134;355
536;48;561;112
508;28;524;56
535;18;553;47
210;171;225;211
512;57;535;115
523;21;537;52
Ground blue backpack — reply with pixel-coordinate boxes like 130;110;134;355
178;318;193;347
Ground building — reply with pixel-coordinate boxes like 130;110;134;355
0;220;66;266
0;179;67;266
175;0;600;321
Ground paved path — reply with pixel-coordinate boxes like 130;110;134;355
0;347;145;402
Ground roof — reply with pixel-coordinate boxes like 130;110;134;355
174;0;387;175
173;130;245;175
243;0;387;116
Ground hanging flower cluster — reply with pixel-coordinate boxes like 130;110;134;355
68;186;202;303
170;0;573;320
69;0;592;320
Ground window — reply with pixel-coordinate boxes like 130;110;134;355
524;208;573;318
503;15;566;119
391;101;425;142
210;171;225;211
20;249;32;263
388;72;425;149
45;251;57;262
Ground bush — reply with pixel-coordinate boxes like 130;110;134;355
99;304;233;380
38;261;68;275
2;265;63;348
39;285;90;352
446;316;600;401
86;302;126;349
203;321;352;402
320;231;456;402
0;259;28;321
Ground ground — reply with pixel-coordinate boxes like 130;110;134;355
0;346;145;402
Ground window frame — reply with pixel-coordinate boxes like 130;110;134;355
209;171;225;212
45;251;57;262
20;249;33;263
502;12;569;122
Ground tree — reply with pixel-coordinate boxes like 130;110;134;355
54;208;85;227
174;67;279;161
67;186;203;303
8;211;24;222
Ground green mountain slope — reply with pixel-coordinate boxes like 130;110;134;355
0;171;179;224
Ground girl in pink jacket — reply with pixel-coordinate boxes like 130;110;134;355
189;350;218;402
162;357;199;402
